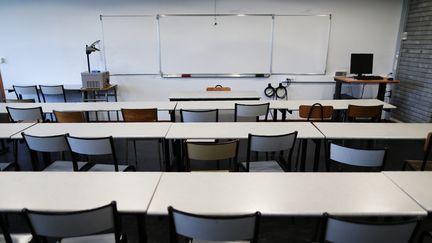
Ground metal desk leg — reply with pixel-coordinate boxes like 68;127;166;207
377;83;386;101
312;139;321;172
164;139;171;171
281;109;287;121
300;139;308;172
170;110;176;122
273;109;278;121
137;214;147;243
333;81;342;99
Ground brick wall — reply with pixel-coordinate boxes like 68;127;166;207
392;0;432;122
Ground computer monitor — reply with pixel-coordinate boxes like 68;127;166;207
350;53;373;78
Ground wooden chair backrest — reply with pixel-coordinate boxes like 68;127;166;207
6;99;35;103
54;110;86;123
346;105;383;122
299;103;334;121
121;108;158;122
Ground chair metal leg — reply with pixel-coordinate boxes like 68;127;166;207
133;140;138;168
157;139;163;171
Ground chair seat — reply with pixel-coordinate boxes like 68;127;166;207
43;161;89;172
0;162;13;171
87;164;133;172
0;234;33;243
405;160;432;171
60;233;115;243
241;161;285;172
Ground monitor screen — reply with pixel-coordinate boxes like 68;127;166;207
350;53;373;76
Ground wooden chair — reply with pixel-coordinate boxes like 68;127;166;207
318;213;420;243
326;142;388;172
39;85;67;102
121;108;162;170
23;202;127;243
121;108;158;122
346;104;383;122
298;103;334;121
234;103;269;122
168;206;260;243
185;140;239;171
53;110;87;123
13;85;40;102
403;132;432;171
241;132;298;172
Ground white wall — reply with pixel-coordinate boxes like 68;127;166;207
0;0;403;101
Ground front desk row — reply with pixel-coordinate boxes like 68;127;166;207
0;202;425;243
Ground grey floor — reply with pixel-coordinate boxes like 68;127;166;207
1;133;430;242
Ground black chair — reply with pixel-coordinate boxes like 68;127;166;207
180;109;219;122
13;85;40;102
0;213;32;243
168;206;261;243
234;103;269;122
39;85;67;102
23;202;127;243
318;213;421;243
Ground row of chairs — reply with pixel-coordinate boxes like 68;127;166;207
0;202;424;243
12;85;67;103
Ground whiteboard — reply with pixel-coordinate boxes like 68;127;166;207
272;15;331;74
159;15;273;75
101;16;159;75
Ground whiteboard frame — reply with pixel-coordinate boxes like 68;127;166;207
100;14;332;77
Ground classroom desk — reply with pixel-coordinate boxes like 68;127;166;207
384;172;432;213
169;91;261;101
313;122;432;140
166;122;324;171
0;172;162;243
147;172;426;217
0;101;177;121
0;123;35;139
334;76;400;101
175;99;395;121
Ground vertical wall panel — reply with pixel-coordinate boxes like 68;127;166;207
393;0;432;122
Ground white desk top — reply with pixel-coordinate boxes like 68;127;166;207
169;91;261;101
165;122;324;139
0;172;162;213
175;99;395;111
384;172;432;212
0;101;177;113
147;172;426;216
12;122;172;139
314;122;432;140
0;123;35;138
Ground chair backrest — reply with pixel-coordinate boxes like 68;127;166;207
235;103;269;122
346;104;383;122
328;143;387;171
168;206;260;243
53;110;87;123
13;85;40;102
66;135;119;171
39;85;66;102
180;109;218;123
6;106;44;122
186;140;238;161
24;202;121;242
5;98;35;103
246;132;298;171
420;132;432;170
22;133;69;153
299;103;334;121
121;108;158;122
322;215;419;243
